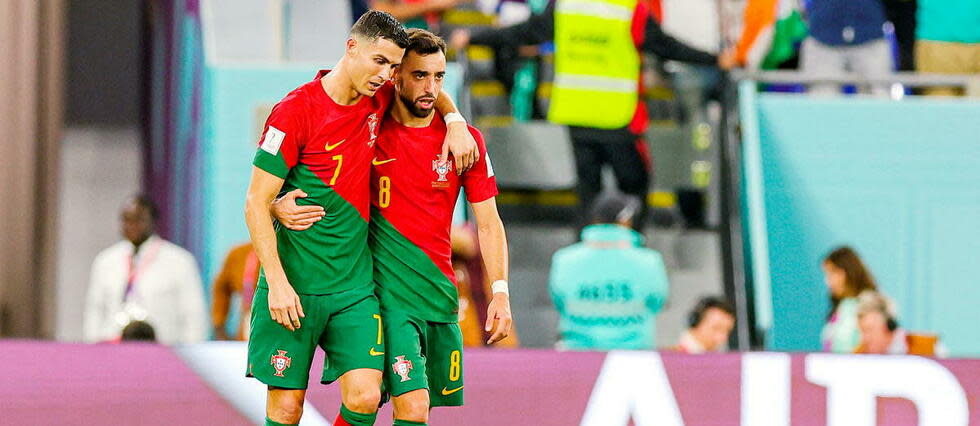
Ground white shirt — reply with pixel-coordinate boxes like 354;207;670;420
84;235;207;344
677;331;708;354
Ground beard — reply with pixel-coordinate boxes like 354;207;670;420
398;92;436;118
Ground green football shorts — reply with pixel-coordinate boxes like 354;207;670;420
247;283;385;389
383;309;464;407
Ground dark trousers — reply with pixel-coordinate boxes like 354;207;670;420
569;126;652;232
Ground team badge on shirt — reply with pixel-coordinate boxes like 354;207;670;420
270;350;292;377
392;355;414;382
432;157;453;188
367;113;379;147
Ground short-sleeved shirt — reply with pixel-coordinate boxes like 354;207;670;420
253;70;394;295
549;224;670;350
369;114;498;323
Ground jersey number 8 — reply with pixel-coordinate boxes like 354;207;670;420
379;176;392;208
449;350;461;381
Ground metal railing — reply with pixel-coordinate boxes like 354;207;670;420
731;70;980;94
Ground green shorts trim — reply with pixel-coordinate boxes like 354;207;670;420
383;309;464;407
246;284;385;389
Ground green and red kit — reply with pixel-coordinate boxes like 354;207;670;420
247;71;393;389
369;113;498;405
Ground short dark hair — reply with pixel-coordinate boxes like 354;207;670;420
590;193;642;225
129;194;159;221
405;28;446;56
688;296;736;328
350;10;409;48
121;320;157;342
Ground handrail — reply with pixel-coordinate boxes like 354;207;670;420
731;70;979;88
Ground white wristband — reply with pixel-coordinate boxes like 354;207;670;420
444;112;467;125
491;280;509;295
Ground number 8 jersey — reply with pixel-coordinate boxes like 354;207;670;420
253;70;394;295
369;113;498;323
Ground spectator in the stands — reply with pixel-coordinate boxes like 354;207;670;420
210;242;260;340
673;296;736;354
799;0;893;95
723;0;808;70
84;196;207;345
821;246;882;353
120;320;157;342
549;194;670;350
452;1;734;232
915;0;980;96
854;292;945;356
369;0;464;31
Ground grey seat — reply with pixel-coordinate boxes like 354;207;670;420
483;122;576;190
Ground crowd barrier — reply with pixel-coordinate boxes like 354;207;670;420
3;341;978;425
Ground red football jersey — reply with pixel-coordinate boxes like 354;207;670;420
253;70;393;294
369;113;498;322
257;70;394;220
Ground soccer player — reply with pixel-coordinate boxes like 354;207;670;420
275;29;513;426
244;12;477;426
370;29;512;426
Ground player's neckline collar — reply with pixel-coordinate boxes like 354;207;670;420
388;111;444;130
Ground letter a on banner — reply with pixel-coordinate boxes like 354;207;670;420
580;351;685;426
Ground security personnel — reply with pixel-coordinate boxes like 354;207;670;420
452;0;733;231
548;193;670;350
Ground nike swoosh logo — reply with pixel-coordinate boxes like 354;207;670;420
441;386;464;395
369;348;385;356
325;139;345;151
372;157;397;166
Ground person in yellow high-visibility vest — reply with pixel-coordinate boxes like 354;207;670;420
452;0;734;231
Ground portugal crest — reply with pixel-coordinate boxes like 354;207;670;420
432;157;453;187
270;350;292;377
392;355;414;382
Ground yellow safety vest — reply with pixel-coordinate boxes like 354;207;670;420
549;0;640;129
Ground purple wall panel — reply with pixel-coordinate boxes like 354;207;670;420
5;342;980;425
301;349;607;425
0;341;249;425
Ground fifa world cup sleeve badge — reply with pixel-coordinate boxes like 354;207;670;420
392;355;414;382
270;350;292;377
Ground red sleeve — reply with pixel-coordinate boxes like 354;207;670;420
254;93;307;178
632;1;649;47
461;126;499;203
647;0;663;23
374;81;396;113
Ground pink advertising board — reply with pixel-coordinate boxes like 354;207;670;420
2;342;978;425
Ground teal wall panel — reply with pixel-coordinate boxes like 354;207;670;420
201;65;316;285
741;88;980;355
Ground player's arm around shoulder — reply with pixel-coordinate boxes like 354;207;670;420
435;92;479;172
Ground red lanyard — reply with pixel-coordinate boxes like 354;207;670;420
123;239;162;302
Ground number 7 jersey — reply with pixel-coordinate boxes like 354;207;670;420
253;70;394;295
369;114;498;323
